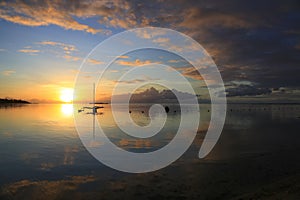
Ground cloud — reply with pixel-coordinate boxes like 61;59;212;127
116;0;300;90
226;85;272;97
38;41;76;49
225;80;255;87
114;79;150;84
153;37;170;44
1;70;15;76
114;76;159;84
38;41;77;54
63;55;81;62
168;59;182;63
18;49;40;54
107;69;119;73
0;1;109;34
87;59;103;65
178;7;253;32
99;15;137;29
116;59;153;67
135;28;167;39
117;55;129;59
0;11;48;26
38;40;80;61
1;0;299;93
176;66;203;80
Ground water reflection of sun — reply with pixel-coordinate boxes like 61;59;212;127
61;104;73;116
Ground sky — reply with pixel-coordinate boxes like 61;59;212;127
0;0;299;103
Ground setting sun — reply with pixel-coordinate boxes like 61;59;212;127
60;88;74;103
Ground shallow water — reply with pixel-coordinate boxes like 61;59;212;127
0;103;299;199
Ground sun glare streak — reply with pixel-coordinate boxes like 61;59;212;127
60;88;74;103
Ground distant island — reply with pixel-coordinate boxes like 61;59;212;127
0;98;31;104
89;102;109;104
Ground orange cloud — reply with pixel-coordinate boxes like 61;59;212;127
135;28;167;39
0;1;109;34
116;59;153;67
1;70;16;76
153;37;170;43
0;11;48;26
63;55;81;62
0;0;258;37
100;15;137;29
38;40;80;61
38;41;77;53
176;66;203;80
118;55;129;59
18;49;40;54
168;59;182;63
87;59;103;65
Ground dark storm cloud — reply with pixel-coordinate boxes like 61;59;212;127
183;0;300;89
120;0;300;90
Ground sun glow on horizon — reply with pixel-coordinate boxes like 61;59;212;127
60;88;74;103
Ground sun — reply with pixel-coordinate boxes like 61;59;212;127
60;88;74;103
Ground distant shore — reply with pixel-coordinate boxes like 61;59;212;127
0;98;31;105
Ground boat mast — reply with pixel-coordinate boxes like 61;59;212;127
92;83;97;114
93;82;95;107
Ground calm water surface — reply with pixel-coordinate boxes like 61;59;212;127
0;103;299;199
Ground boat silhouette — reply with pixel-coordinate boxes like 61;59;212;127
78;83;104;114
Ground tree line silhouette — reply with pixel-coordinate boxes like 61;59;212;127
0;98;30;104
